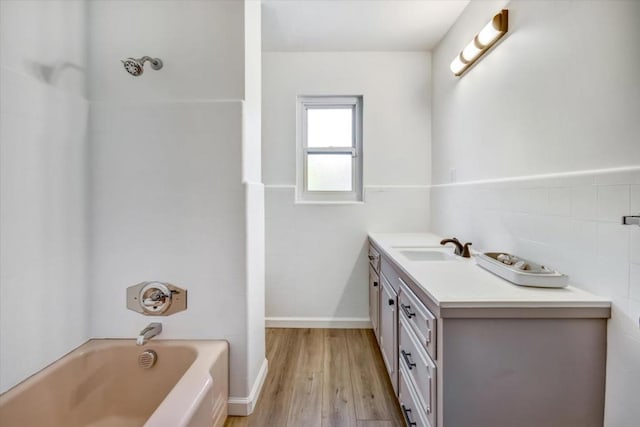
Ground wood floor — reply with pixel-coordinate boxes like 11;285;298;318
225;328;404;427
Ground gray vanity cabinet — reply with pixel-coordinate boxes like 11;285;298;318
368;239;610;427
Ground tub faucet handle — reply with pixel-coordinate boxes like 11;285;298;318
126;281;188;316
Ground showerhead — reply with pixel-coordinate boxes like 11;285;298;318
122;58;143;76
121;56;163;77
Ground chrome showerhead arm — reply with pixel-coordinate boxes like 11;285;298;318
121;56;163;76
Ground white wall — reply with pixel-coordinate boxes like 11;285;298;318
89;0;243;102
432;0;640;184
263;52;431;325
88;0;264;411
431;1;640;425
242;0;267;410
0;0;89;392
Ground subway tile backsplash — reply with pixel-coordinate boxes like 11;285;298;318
570;186;598;220
431;168;640;322
631;185;640;213
597;185;630;223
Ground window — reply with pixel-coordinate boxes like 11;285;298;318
297;96;363;202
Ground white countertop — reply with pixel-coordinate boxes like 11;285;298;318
369;232;611;310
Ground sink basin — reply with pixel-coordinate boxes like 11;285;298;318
396;248;458;262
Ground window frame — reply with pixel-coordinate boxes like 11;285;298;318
296;95;363;203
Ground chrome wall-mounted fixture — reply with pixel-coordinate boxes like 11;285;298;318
121;56;163;76
622;214;640;227
450;9;508;76
127;281;187;316
137;323;162;346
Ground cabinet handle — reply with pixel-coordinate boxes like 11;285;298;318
373;281;378;287
401;303;416;319
401;349;416;370
388;299;395;306
401;404;417;426
428;376;433;414
368;255;376;261
426;328;432;344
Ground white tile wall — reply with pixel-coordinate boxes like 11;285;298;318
631;185;640;213
597;185;630;223
630;263;640;302
571;185;598;220
631;228;640;265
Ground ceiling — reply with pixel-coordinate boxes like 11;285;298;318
261;0;470;51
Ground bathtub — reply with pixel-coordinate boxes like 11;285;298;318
0;339;228;427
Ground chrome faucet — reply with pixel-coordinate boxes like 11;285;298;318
137;322;162;346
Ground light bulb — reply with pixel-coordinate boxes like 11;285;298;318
450;54;467;75
461;38;482;62
477;16;503;47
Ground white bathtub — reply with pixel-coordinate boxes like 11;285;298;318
0;340;228;427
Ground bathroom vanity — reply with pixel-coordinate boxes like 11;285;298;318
368;233;611;427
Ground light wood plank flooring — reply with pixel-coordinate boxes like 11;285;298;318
225;329;403;427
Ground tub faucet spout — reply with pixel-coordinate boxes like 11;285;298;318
137;322;162;346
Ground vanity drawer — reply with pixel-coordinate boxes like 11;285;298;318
398;278;437;360
399;364;431;427
368;244;380;273
399;316;436;424
380;256;401;293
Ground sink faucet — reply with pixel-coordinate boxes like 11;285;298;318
137;322;162;346
440;238;473;258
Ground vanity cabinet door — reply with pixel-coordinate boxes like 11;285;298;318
379;275;398;393
369;265;380;340
399;364;431;427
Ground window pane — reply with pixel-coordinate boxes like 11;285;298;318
307;108;353;148
307;154;352;192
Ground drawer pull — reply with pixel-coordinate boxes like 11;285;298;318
373;281;378;287
426;328;432;344
427;376;433;414
388;298;395;306
401;405;417;427
368;255;376;261
401;303;416;319
401;349;416;370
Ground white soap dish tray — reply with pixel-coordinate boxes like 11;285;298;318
476;252;569;288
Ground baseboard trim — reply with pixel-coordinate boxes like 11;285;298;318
265;317;372;329
227;358;268;416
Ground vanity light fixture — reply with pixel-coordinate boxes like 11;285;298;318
450;9;509;76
